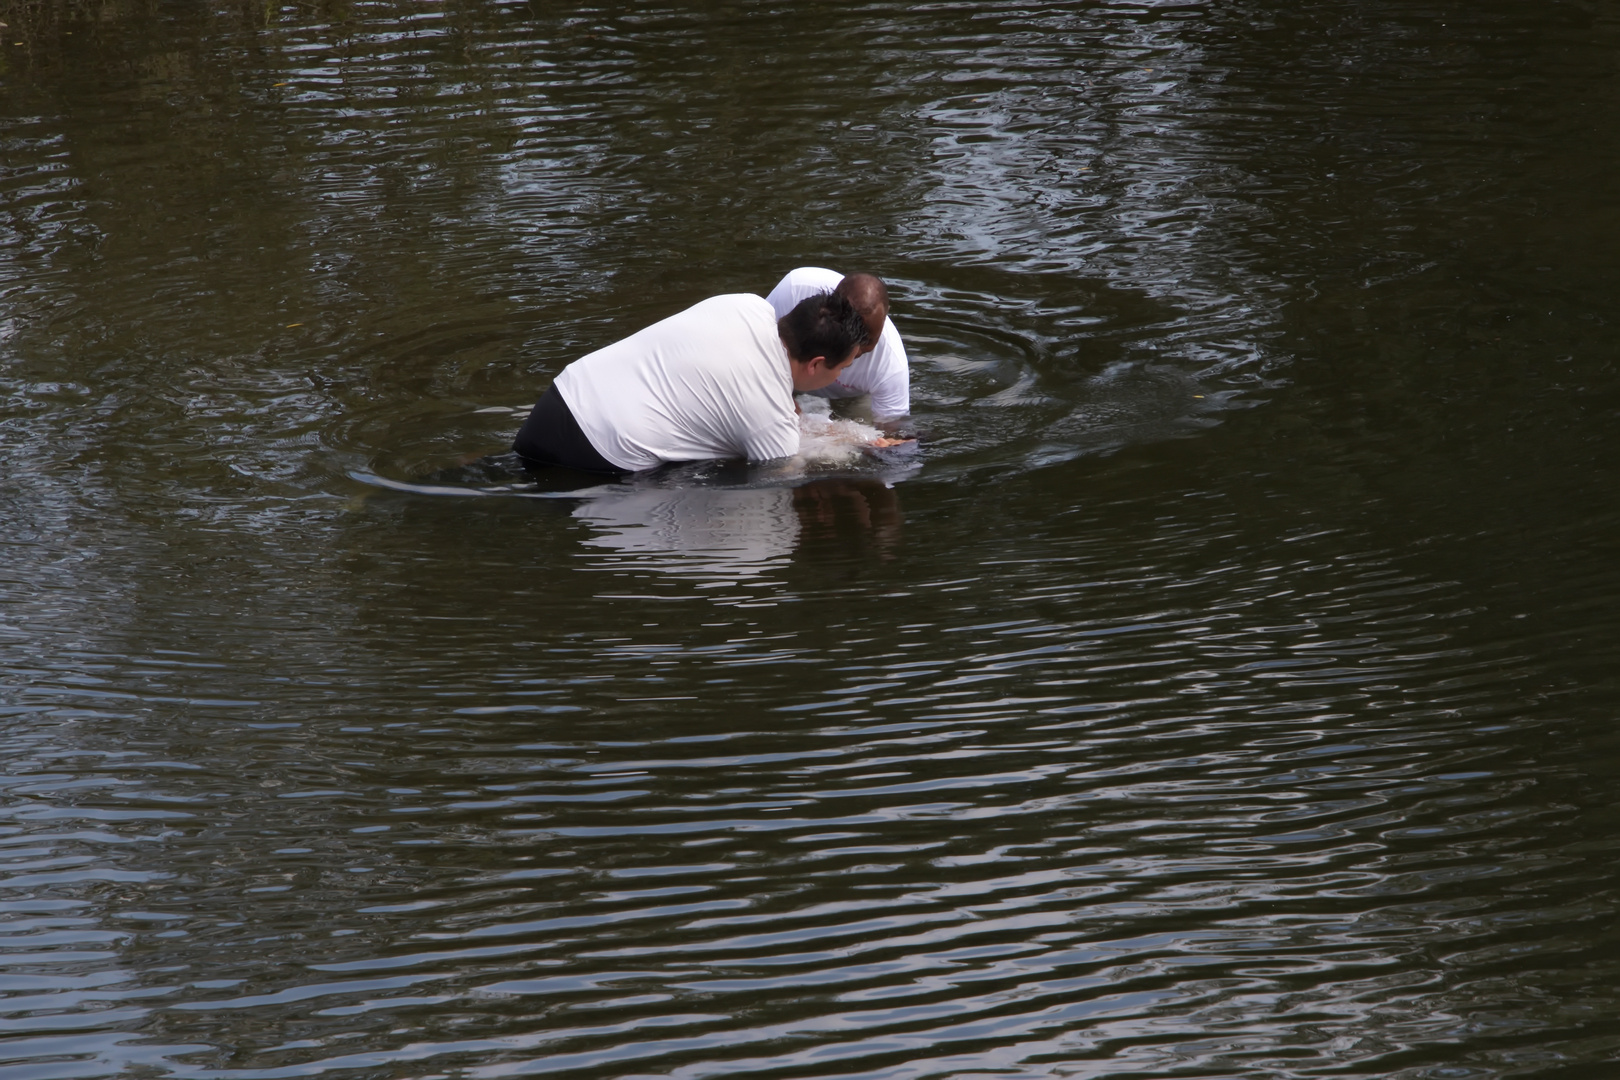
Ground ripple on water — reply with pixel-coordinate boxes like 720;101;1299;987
3;0;1618;1077
0;524;1572;1077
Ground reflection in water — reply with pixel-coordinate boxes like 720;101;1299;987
792;477;903;561
573;478;902;580
573;486;798;580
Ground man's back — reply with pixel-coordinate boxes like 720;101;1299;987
554;293;798;471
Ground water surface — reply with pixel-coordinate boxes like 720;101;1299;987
4;1;1620;1077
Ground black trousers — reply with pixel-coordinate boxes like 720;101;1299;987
512;386;626;474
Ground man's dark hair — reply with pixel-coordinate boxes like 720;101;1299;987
778;291;870;364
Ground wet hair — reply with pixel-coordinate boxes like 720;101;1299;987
777;291;870;365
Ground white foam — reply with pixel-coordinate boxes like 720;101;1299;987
794;399;883;466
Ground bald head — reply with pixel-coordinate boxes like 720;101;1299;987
833;273;890;355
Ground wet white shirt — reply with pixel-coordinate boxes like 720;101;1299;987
554;293;798;471
765;266;911;419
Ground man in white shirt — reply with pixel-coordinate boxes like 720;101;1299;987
513;291;868;473
765;268;909;420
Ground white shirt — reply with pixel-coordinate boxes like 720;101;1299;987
765;266;910;419
554;294;798;472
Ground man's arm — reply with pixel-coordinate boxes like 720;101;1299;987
865;319;911;422
739;406;802;463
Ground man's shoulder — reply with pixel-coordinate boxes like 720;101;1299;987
680;295;785;366
771;266;842;296
879;315;907;350
783;266;842;287
674;292;777;330
687;292;772;314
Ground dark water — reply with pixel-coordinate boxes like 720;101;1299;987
5;1;1620;1076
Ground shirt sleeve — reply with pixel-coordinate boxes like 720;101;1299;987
866;319;911;419
741;414;801;463
765;276;797;321
765;267;843;321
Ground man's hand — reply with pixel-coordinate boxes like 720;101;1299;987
867;437;913;448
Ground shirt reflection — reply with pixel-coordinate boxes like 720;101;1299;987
571;479;902;580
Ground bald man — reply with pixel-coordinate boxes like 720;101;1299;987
765;268;910;421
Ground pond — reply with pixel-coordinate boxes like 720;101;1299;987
3;1;1620;1077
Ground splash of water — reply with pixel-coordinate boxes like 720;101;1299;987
794;398;885;467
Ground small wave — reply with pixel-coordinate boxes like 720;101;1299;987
794;400;889;468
